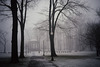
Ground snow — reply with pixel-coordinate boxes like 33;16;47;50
0;51;100;67
49;51;100;67
53;58;100;67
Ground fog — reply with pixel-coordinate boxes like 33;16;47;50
0;0;100;53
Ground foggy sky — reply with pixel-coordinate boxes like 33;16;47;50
0;0;100;52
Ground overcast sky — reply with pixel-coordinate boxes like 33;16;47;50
26;0;100;28
0;0;100;52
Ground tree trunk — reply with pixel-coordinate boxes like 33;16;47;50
19;0;26;58
96;46;99;56
20;25;25;58
11;0;19;63
49;0;57;61
50;34;57;57
96;48;99;56
4;44;6;53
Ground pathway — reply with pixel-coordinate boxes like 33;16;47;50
28;56;57;67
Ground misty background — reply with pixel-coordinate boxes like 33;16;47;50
0;0;100;54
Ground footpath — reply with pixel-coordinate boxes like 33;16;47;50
28;56;57;67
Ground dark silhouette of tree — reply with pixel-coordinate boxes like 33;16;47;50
49;0;88;61
17;0;28;58
35;0;87;61
0;0;19;63
85;23;100;56
11;0;19;63
0;0;38;58
83;9;100;56
17;0;39;58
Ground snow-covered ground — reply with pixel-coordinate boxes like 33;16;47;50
50;51;100;67
0;51;100;67
53;57;100;67
45;51;100;67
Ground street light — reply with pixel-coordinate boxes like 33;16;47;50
43;40;45;56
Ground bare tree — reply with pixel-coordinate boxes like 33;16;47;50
34;0;87;61
87;23;100;56
17;0;39;58
17;0;28;58
0;0;39;60
80;9;100;56
48;0;88;61
0;0;19;63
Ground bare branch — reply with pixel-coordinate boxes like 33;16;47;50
16;1;21;12
17;16;21;24
61;12;78;27
68;1;89;10
24;0;28;25
0;1;11;9
54;0;69;29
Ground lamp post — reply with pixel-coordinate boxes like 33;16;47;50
43;40;45;56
